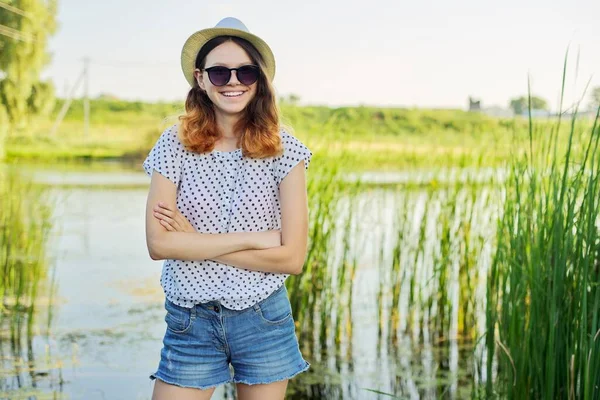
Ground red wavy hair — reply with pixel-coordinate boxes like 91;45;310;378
178;36;283;158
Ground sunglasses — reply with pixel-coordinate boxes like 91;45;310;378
202;65;260;86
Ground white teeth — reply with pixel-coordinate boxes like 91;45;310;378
222;92;243;97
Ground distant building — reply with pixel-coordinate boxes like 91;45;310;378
468;97;481;112
467;96;514;117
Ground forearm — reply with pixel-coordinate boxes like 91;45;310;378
210;245;303;275
149;231;257;261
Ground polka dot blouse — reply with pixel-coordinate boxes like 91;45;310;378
142;124;312;310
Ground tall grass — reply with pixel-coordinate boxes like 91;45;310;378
286;153;361;356
287;147;498;397
287;91;598;396
0;164;61;394
0;166;56;317
484;70;600;397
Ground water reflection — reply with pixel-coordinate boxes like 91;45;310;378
1;162;501;399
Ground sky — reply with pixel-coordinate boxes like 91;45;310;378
40;0;600;111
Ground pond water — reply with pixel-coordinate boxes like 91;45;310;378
0;162;498;399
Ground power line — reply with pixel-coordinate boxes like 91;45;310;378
0;1;30;18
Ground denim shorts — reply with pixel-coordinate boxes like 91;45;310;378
149;284;310;390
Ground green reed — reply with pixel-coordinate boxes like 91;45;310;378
287;134;509;396
457;188;482;341
377;183;487;338
0;165;56;329
484;69;600;397
284;146;373;366
0;164;61;395
285;111;600;397
388;193;407;346
286;153;343;343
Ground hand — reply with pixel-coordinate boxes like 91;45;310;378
254;230;282;249
153;202;195;233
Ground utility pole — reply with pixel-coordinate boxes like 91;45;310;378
83;57;90;138
49;70;84;137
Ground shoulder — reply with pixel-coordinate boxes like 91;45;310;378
278;127;311;154
273;127;313;180
160;123;180;142
159;123;187;156
279;127;299;143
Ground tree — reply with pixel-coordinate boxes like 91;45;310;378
0;0;58;131
279;93;300;106
0;104;8;160
288;94;300;105
509;96;549;115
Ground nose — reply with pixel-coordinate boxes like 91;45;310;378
227;70;241;86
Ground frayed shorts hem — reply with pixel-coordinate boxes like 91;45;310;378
233;360;311;386
149;372;232;391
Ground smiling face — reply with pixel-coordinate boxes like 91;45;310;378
194;40;258;118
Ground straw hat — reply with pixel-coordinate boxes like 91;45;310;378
180;17;276;87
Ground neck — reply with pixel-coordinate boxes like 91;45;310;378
215;111;243;139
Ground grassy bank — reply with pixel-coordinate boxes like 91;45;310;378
4;98;569;170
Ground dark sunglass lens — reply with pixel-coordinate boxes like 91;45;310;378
207;67;230;86
237;66;259;85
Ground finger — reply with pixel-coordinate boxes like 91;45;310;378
161;213;185;232
173;216;183;231
155;203;175;215
159;219;174;231
153;211;169;222
174;214;190;231
155;213;176;227
178;217;193;232
154;210;170;222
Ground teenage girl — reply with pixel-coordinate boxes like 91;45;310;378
143;17;312;400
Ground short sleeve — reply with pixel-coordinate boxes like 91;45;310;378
275;130;313;186
142;124;185;187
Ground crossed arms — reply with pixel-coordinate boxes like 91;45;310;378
144;162;309;275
